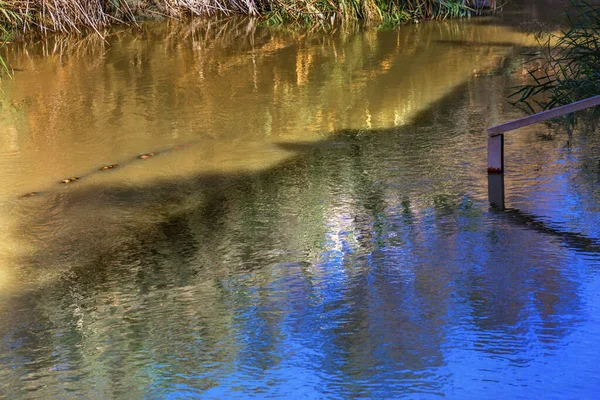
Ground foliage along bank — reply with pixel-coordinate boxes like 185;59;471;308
0;1;495;37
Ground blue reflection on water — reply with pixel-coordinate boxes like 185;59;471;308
143;195;600;399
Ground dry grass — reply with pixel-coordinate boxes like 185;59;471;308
0;1;495;36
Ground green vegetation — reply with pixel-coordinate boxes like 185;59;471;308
512;1;600;110
263;0;476;27
0;0;28;75
0;1;491;35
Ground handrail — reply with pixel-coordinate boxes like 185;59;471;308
488;95;600;136
487;94;600;209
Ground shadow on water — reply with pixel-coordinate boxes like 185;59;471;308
498;208;600;253
469;0;572;30
1;67;597;397
433;39;524;47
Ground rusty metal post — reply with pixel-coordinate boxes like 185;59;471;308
487;134;504;209
487;134;504;174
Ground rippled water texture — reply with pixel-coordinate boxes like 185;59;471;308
1;2;600;398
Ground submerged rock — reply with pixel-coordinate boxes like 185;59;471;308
100;164;118;170
61;177;80;184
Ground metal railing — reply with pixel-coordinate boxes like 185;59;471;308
486;95;600;208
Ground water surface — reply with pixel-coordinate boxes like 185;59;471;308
1;3;600;398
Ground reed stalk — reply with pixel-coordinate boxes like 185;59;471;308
511;0;600;110
0;1;493;36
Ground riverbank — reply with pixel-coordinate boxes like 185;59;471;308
0;1;495;37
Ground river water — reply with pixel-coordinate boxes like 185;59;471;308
1;1;600;398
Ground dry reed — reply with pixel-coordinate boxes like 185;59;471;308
0;1;495;36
